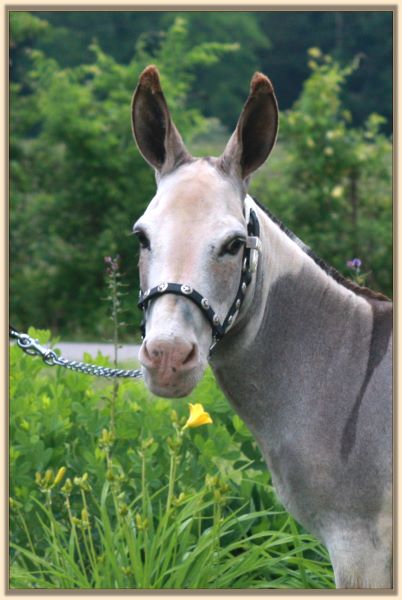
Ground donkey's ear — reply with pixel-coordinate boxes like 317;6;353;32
132;65;191;176
220;72;278;181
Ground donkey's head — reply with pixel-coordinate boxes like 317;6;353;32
132;65;278;397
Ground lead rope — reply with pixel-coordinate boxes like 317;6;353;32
9;326;143;379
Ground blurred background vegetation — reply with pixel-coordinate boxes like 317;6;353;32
9;10;393;341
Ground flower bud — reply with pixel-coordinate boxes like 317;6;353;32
54;467;67;486
141;438;154;451
135;513;148;530
61;478;73;495
119;503;129;516
214;489;222;503
44;469;54;485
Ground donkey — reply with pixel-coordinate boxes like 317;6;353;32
131;65;393;589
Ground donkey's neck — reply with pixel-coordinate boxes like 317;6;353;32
210;198;374;451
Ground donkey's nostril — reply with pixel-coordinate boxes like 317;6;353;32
140;340;156;366
139;337;199;374
182;343;198;367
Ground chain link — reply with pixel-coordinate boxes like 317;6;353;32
9;326;143;380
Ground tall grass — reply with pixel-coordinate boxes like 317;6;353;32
9;259;335;589
10;431;334;589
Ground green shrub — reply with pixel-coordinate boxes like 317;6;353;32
10;15;238;339
251;49;392;298
10;331;334;589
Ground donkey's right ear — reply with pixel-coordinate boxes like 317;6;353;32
132;65;191;176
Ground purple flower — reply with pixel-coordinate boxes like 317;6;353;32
346;258;362;270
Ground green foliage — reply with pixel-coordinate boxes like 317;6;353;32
10;15;392;339
159;12;268;129
254;11;392;131
14;11;392;131
251;50;392;297
10;14;237;339
10;11;49;45
10;333;335;589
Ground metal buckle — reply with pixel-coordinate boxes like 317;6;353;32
246;236;262;251
249;250;259;273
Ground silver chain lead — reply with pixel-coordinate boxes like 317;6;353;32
9;327;143;380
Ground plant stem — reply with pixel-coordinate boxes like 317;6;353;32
166;451;178;516
80;489;98;575
16;508;36;556
110;269;119;435
65;496;87;576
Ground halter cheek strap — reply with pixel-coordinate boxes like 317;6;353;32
137;203;261;353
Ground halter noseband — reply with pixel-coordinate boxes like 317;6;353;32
137;199;261;353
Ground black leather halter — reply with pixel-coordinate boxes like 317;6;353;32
138;205;261;353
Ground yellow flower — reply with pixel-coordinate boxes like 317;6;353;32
184;403;213;429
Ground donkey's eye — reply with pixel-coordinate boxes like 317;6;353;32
134;229;150;250
223;237;245;256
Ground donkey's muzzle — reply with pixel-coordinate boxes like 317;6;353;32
139;336;200;396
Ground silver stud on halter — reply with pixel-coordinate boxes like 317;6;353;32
201;298;210;310
181;284;193;295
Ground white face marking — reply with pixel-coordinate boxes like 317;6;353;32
135;160;248;397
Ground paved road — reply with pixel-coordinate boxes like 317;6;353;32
55;342;141;362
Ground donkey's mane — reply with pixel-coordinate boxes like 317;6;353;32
253;197;391;303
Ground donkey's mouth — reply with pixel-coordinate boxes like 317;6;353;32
141;367;203;399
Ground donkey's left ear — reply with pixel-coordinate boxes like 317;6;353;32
132;65;191;177
219;72;278;181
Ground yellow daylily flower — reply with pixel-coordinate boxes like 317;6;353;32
184;403;213;429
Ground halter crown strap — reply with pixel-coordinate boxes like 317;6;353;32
137;205;261;352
